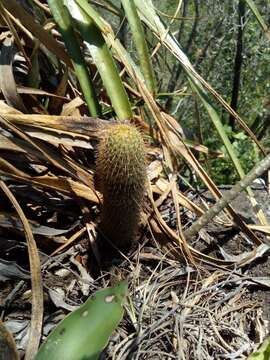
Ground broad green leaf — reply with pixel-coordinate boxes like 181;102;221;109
35;281;128;360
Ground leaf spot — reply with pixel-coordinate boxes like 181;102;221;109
105;295;115;303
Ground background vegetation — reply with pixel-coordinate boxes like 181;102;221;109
110;0;270;183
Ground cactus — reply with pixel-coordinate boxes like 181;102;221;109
96;123;146;248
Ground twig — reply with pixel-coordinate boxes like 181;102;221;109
184;153;270;239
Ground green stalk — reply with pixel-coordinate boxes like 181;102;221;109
189;80;245;179
47;0;100;116
66;0;133;121
121;0;156;93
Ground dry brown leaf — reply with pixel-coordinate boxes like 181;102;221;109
0;1;31;67
0;116;95;187
149;215;234;266
154;178;204;216
0;100;22;114
50;227;86;256
21;125;93;149
61;96;84;116
0;38;27;112
0;134;27;153
1;0;72;67
147;159;163;181
17;86;68;100
0;156;29;177
0;171;100;204
0;180;43;360
3;114;108;138
219;243;270;266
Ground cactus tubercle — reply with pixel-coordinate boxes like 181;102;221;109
96;123;146;248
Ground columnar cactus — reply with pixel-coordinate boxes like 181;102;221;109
96;123;146;248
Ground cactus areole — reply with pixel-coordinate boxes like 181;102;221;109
96;123;146;248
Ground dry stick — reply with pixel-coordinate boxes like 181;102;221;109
184;153;270;240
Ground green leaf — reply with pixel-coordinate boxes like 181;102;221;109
247;336;270;360
35;281;128;360
233;132;247;140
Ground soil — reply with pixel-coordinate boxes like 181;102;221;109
199;185;270;330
